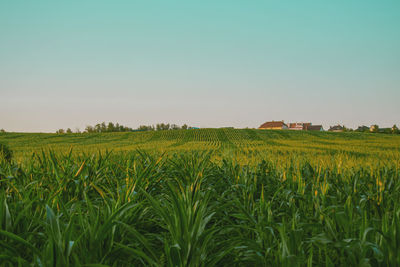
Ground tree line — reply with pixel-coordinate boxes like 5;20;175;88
1;124;399;134
352;124;399;134
55;122;192;134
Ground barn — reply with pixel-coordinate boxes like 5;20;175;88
259;121;288;130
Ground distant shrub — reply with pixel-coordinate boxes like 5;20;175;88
0;143;12;162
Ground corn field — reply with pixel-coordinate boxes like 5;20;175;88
1;129;400;266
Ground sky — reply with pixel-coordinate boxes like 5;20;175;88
0;0;399;132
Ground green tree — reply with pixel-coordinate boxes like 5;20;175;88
343;126;353;132
100;122;107;132
392;125;399;134
171;124;180;130
156;123;170;131
371;125;379;133
107;122;115;132
66;128;72;134
85;126;94;133
355;126;369;132
56;129;65;134
138;125;152;131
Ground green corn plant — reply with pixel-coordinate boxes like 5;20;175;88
38;205;76;267
143;176;221;266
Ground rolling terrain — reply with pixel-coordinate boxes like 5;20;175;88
1;129;400;265
1;128;399;161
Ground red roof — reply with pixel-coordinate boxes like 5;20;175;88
259;121;287;128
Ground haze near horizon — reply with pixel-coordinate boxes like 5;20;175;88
1;0;399;132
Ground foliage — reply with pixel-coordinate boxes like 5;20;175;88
0;142;12;162
81;122;192;133
2;129;400;163
371;125;379;133
355;126;370;133
138;125;155;131
342;125;353;132
84;122;134;133
0;148;399;266
392;125;399;134
56;129;65;134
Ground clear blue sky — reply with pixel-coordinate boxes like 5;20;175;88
1;0;399;132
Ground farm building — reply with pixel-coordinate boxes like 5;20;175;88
259;121;288;130
328;125;344;132
288;122;311;130
287;122;323;131
307;125;324;131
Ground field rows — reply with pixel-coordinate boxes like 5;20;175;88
1;129;400;161
1;150;400;266
1;130;400;265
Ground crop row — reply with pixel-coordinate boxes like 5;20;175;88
1;150;400;266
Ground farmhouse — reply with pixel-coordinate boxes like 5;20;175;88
259;121;288;130
259;121;324;131
288;122;311;130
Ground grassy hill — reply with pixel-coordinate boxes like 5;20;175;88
1;128;399;162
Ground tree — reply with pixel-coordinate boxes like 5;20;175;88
182;124;188;130
371;125;379;133
0;129;5;133
355;126;369;132
66;128;72;134
107;122;115;132
56;129;65;134
75;128;81;133
94;123;101;132
100;122;107;132
393;125;399;134
83;122;133;133
343;126;353;132
85;126;94;133
138;125;148;131
156;123;170;131
171;124;180;130
138;125;155;131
